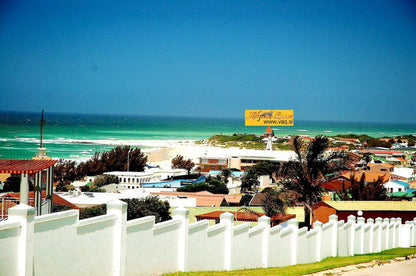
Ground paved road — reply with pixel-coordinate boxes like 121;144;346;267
340;258;416;276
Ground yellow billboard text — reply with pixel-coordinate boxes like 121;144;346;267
245;110;294;126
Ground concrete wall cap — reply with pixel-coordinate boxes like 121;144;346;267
8;204;36;217
328;214;338;221
172;208;190;218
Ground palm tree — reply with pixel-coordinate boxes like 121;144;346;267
221;168;232;184
275;135;352;229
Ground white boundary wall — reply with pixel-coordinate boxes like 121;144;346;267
0;201;415;276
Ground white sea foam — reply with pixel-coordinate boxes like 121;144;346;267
296;129;308;132
8;137;196;148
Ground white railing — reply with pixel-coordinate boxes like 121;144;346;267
0;200;415;276
0;198;49;220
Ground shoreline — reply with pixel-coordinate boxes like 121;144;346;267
2;133;416;164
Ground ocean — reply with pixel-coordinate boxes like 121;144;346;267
0;111;415;160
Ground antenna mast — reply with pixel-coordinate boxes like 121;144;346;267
40;110;46;148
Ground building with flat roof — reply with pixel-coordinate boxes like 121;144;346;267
104;168;187;189
198;149;296;172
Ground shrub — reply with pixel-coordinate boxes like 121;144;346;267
122;197;171;222
52;204;72;213
79;205;106;220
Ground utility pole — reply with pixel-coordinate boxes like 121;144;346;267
127;148;130;172
40;110;46;148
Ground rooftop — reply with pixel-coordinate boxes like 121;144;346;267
323;201;416;211
0;159;58;174
195;210;295;225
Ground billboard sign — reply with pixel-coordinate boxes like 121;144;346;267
245;110;294;126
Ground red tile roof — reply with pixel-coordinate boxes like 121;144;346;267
195;210;295;225
249;193;266;206
359;150;402;155
342;171;390;183
321;177;352;191
0;159;58;174
367;163;394;168
151;191;228;207
1;191;79;209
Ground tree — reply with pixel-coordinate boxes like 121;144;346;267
241;170;259;192
121;197;171;222
92;174;119;188
240;194;253;206
221;168;232;184
2;175;34;192
54;159;77;183
273;135;352;229
362;153;372;164
177;178;229;194
52;204;72;213
262;188;297;218
171;155;195;174
336;173;388;201
248;161;278;178
75;146;147;178
241;162;278;193
206;178;229;194
55;181;74;192
79;205;107;220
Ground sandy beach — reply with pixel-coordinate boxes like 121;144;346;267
144;141;207;168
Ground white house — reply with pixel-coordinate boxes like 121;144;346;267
393;167;416;181
384;180;410;194
104;168;187;189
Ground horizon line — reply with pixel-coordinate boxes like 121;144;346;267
0;109;415;126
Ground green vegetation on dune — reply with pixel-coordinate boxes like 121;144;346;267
200;133;415;151
211;134;262;143
164;247;416;276
203;134;289;150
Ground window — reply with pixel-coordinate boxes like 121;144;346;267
398;188;402;192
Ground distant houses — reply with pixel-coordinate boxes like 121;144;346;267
313;201;416;224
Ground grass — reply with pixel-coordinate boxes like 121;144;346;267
164;247;416;276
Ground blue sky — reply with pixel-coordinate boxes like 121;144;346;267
0;0;415;123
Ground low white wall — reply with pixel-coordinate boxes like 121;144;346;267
126;216;181;276
0;220;20;276
1;203;416;276
188;220;227;271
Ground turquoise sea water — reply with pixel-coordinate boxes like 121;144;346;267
0;111;415;160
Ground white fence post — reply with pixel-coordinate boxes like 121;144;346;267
357;217;365;254
172;207;189;272
395;218;401;248
221;212;234;271
312;221;322;262
383;218;390;249
258;216;270;268
413;218;416;246
328;214;338;257
347;215;356;256
374;217;382;252
390;218;397;248
107;200;127;276
8;204;35;276
367;218;374;253
287;219;298;265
